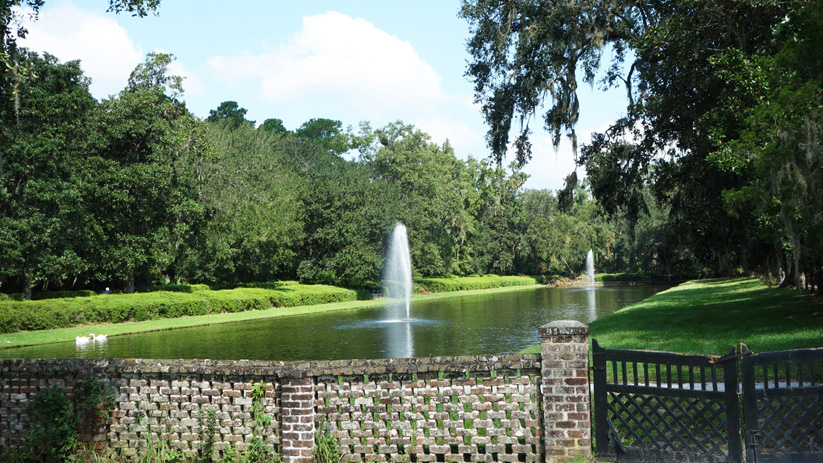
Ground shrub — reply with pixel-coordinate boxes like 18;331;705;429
0;293;25;301
414;275;536;293
155;284;211;293
0;282;358;333
31;290;97;300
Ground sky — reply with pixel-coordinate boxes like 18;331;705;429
18;0;628;190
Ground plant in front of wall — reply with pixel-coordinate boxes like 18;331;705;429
218;382;279;463
313;420;340;463
75;378;116;443
133;405;188;463
244;381;278;463
26;386;80;462
197;411;217;463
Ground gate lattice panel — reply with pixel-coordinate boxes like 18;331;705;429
593;340;743;462
742;347;823;463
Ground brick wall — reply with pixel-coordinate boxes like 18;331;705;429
0;321;590;462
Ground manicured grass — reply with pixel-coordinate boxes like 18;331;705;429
0;283;543;350
522;277;823;355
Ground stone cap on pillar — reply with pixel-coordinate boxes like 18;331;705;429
538;320;589;337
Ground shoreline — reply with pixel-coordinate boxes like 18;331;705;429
0;284;546;351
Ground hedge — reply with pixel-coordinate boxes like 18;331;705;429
414;275;536;293
0;283;357;334
31;290;98;300
596;273;703;282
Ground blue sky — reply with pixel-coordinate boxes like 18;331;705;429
19;0;628;190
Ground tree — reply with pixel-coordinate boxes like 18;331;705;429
176;119;303;284
461;0;797;277
295;118;350;155
356;122;477;276
206;100;254;130
0;50;95;298
715;1;823;290
259;118;288;135
83;53;206;292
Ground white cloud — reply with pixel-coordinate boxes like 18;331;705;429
208;11;447;121
521;135;580;191
415;115;485;156
17;2;144;99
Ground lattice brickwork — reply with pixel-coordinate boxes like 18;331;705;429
316;370;542;463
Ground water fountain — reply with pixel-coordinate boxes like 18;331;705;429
586;249;595;288
383;223;413;321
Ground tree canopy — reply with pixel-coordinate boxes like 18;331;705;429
462;0;823;288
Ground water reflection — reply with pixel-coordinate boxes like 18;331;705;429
0;285;668;361
385;319;413;359
587;288;597;320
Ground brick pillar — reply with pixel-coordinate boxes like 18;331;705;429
281;377;315;463
539;320;591;463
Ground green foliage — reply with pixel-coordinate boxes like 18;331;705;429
31;290;97;300
197;411;217;463
0;283;356;333
235;381;276;463
0;50;96;299
155;284;210;294
313;421;341;463
414;275;535;293
26;386;79;463
0;48;663;294
0;292;25;301
461;0;818;282
75;378;116;436
83;52;207;293
206;101;253;129
22;378;114;463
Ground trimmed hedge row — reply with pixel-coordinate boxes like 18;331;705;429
31;290;98;300
596;273;702;282
0;284;357;334
414;275;537;293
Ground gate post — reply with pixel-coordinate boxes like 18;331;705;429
539;320;591;463
280;376;316;463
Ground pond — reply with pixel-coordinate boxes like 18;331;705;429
1;285;667;361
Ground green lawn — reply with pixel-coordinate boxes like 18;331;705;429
591;277;823;354
523;277;823;355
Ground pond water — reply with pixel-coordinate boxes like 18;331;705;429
1;286;667;361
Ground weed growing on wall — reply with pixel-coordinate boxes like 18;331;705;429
197;411;217;463
76;378;116;440
313;421;341;463
247;381;274;462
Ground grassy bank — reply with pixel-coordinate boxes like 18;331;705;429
0;281;542;349
593;278;821;354
522;277;822;355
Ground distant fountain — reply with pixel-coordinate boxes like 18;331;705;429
586;249;595;288
383;223;412;321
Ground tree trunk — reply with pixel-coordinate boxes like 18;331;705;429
23;277;32;300
125;279;135;294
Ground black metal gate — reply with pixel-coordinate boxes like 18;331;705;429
594;342;823;463
592;340;743;462
741;347;823;463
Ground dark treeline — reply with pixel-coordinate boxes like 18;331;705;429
0;50;697;298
